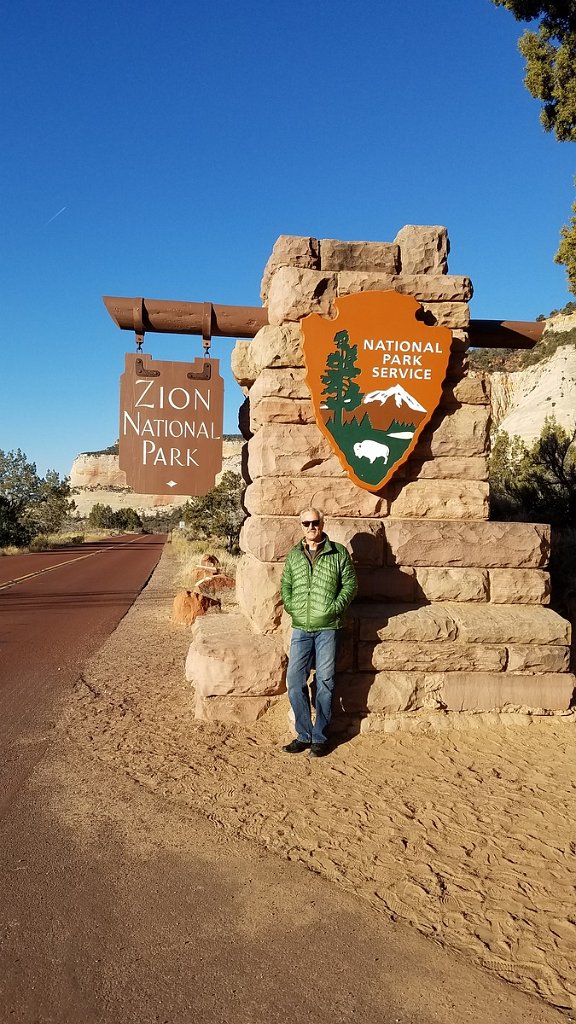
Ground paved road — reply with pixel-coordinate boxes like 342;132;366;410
0;534;165;815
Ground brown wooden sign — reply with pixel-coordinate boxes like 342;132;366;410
301;291;452;492
119;353;224;495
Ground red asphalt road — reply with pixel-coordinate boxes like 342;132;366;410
0;534;166;815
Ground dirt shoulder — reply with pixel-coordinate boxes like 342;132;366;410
60;543;576;1012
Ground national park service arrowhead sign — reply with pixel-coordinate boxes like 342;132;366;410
119;352;223;495
301;291;452;492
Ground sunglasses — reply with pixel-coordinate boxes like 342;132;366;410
301;520;320;528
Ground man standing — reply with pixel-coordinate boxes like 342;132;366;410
280;507;357;757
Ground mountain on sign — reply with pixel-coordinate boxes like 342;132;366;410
363;385;426;412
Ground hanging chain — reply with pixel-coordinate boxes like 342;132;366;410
202;301;213;357
130;297;215;373
133;298;145;351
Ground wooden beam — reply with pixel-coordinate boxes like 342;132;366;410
103;296;267;339
103;296;546;349
467;319;545;350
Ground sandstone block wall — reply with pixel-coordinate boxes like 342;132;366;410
186;228;575;729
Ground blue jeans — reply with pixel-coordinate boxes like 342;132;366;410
286;628;338;745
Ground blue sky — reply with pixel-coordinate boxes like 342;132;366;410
1;0;574;478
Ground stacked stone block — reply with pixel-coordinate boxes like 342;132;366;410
186;228;575;728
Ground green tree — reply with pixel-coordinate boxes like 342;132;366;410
88;503;116;529
492;2;576;291
87;504;143;532
0;449;75;544
24;470;76;535
0;495;30;545
489;430;531;518
114;508;143;531
320;330;362;429
183;471;245;551
0;449;41;516
141;506;184;534
555;189;576;293
490;419;576;523
492;1;576;138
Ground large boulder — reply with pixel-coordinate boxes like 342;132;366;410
394;225;450;275
185;612;287;701
235;554;284;634
260;235;320;304
172;590;221;625
320;239;400;273
266;267;337;325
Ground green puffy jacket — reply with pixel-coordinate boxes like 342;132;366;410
280;535;358;631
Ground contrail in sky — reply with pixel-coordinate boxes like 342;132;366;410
44;205;67;226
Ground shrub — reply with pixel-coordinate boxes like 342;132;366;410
88;503;143;532
490;419;576;629
490;420;576;525
182;472;245;552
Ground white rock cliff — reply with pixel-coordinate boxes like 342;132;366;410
69;439;242;517
489;311;576;445
490;344;576;445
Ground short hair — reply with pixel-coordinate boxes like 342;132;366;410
300;506;324;523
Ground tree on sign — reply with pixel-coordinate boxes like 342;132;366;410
320;329;362;429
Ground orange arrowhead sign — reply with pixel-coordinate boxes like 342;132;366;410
301;291;452;492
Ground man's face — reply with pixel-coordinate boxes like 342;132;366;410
300;510;323;544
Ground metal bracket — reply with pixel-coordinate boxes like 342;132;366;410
187;362;212;380
135;357;160;378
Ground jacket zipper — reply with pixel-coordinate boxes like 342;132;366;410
305;544;329;631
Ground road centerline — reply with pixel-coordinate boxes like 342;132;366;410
0;536;144;592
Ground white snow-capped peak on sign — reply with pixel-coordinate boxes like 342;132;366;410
363;386;426;412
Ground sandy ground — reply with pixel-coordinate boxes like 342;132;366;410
58;543;576;1012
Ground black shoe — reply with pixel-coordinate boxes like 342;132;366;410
309;742;329;757
282;739;311;754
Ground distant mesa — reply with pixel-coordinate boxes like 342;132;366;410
69;436;242;517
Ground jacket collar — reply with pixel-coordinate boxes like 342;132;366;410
299;533;334;555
